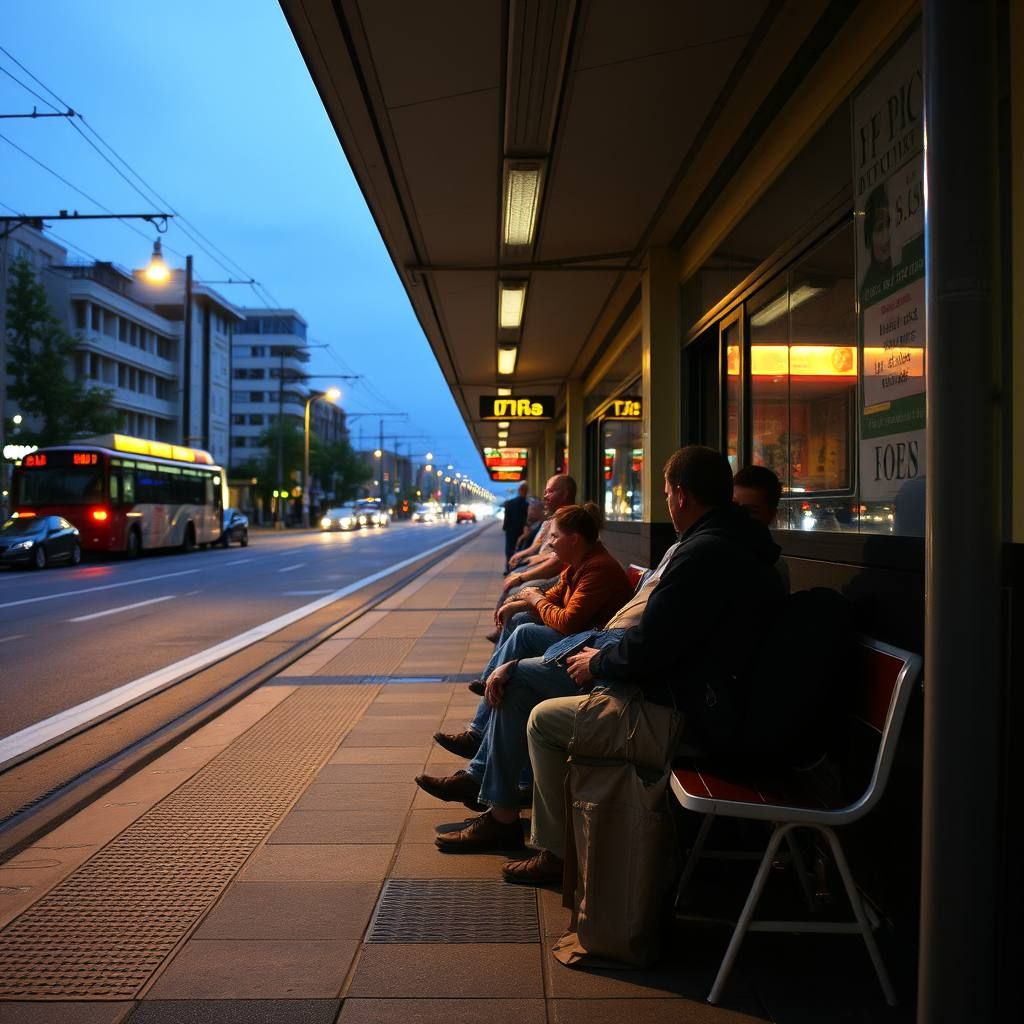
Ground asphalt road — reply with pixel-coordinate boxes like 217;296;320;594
0;519;481;746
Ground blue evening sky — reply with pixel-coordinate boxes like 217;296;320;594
0;0;489;486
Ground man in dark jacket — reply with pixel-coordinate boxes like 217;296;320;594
498;445;786;883
502;482;529;572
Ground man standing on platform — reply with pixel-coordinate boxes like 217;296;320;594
502;482;529;573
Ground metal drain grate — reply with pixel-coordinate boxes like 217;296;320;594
366;879;539;943
0;683;378;999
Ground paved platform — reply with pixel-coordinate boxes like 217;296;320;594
0;529;908;1023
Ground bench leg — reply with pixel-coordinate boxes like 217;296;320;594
784;828;817;912
707;823;787;1004
821;825;897;1007
675;813;713;908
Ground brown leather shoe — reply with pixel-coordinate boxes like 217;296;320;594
485;629;500;643
501;848;564;885
435;810;525;853
467;680;486;697
432;730;481;759
415;769;486;811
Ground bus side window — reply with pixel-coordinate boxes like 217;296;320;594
110;473;120;504
122;470;135;505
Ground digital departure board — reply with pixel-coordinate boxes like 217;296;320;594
479;395;554;420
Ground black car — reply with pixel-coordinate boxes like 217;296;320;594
220;508;249;547
0;515;82;569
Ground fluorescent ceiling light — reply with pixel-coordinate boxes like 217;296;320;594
497;344;518;376
499;281;527;329
497;420;510;428
749;284;824;328
498;430;509;440
497;440;508;448
497;386;512;396
503;164;542;247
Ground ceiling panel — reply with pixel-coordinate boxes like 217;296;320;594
358;0;502;109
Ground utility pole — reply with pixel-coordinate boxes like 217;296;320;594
275;348;285;528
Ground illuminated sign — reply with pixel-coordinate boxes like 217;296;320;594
110;433;214;465
3;443;39;461
484;446;528;482
727;345;858;377
604;398;642;419
73;452;99;466
479;396;554;420
22;452;47;468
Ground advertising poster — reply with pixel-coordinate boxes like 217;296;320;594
852;27;926;523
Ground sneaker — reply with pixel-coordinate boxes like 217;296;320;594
435;810;525;853
432;729;481;759
501;849;564;885
415;769;486;812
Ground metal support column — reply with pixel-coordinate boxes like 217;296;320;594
919;3;1001;1021
564;378;585;491
642;246;682;520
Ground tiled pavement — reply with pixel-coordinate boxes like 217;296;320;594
0;529;909;1023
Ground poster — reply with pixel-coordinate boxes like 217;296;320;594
852;26;926;522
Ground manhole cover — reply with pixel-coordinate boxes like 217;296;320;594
366;879;538;943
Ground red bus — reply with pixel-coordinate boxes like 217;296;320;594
9;434;226;557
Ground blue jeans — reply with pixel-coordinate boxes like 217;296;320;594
467;654;579;809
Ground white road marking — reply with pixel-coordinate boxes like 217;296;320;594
277;563;305;573
224;558;254;566
0;523;488;769
0;634;26;644
282;589;333;596
69;595;176;623
0;569;202;611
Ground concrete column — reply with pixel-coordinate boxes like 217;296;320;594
641;247;682;520
542;422;556;480
564;378;585;493
919;2;1002;1021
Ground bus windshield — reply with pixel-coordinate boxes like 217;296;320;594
16;466;105;505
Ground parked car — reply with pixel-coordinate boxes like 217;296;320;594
220;508;249;547
411;504;435;523
355;500;390;528
0;514;81;569
456;507;477;524
320;505;361;531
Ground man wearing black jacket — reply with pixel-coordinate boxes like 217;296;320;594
499;445;785;884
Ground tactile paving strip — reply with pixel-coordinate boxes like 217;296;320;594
0;684;378;999
318;637;416;678
366;879;539;943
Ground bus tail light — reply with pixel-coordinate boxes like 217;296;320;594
91;508;110;522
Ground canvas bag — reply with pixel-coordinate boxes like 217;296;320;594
553;685;683;969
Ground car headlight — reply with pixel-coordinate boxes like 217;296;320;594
12;540;34;551
340;517;351;527
320;517;332;528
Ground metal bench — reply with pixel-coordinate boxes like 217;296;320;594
670;636;922;1005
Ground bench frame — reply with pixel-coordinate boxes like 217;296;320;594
670;636;922;1006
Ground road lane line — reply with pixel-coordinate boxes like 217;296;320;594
224;558;254;566
0;568;202;611
277;563;305;573
69;595;176;623
0;634;26;644
282;590;333;596
0;523;489;769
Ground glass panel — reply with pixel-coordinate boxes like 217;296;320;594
600;414;643;523
723;320;741;472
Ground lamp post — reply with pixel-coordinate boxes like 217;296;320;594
303;387;341;527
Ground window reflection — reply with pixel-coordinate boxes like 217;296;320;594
601;413;643;522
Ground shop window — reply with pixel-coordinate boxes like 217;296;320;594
594;385;643;523
722;313;743;472
685;327;719;448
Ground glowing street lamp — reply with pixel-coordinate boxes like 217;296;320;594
303;387;342;527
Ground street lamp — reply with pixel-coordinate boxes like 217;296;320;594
303;387;342;527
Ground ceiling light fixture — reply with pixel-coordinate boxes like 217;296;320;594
498;281;528;329
497;440;508;448
749;284;825;328
497;343;518;376
502;162;543;247
497;386;512;396
498;430;509;440
497;420;510;429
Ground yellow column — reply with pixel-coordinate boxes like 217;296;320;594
1012;0;1024;542
642;247;682;521
564;378;585;493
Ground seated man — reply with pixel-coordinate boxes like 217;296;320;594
434;446;785;870
437;463;786;760
415;503;632;810
514;498;545;555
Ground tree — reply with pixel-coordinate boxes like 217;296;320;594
312;439;372;503
5;257;121;444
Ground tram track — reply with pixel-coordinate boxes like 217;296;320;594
0;522;491;860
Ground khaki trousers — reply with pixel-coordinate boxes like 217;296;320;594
526;694;586;858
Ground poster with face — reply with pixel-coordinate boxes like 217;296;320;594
852;26;926;518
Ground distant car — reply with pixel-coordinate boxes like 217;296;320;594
0;514;81;569
320;505;360;531
220;508;249;547
412;504;435;523
355;500;390;528
456;507;476;524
